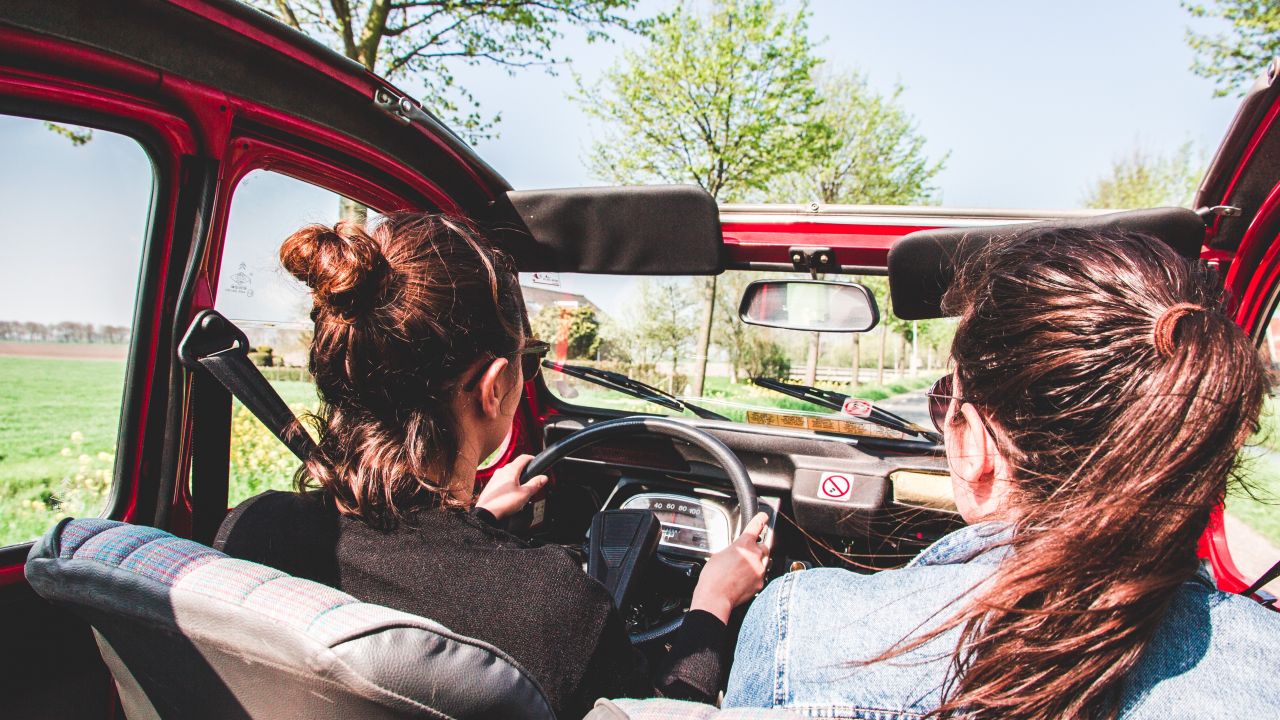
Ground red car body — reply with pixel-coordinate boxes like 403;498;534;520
1;1;1277;716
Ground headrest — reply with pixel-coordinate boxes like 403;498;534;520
25;519;554;720
887;207;1206;320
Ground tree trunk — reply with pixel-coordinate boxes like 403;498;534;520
690;276;717;397
670;353;679;394
850;332;861;390
910;320;919;376
339;197;368;225
877;327;887;385
804;332;820;385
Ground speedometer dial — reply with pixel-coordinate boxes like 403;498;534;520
619;493;733;556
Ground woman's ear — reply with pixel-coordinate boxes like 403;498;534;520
949;402;1007;522
473;357;511;419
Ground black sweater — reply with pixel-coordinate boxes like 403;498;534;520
214;491;727;718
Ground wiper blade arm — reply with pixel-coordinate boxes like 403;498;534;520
750;377;939;442
543;362;730;421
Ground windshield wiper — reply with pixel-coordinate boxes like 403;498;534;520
751;377;940;443
543;361;730;421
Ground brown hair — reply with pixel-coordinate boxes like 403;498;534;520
897;228;1267;719
280;212;523;527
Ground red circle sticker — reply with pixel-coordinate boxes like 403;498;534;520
819;472;853;501
842;398;873;417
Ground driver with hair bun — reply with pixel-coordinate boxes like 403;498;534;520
214;212;771;719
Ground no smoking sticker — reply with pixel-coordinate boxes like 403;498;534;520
842;398;873;417
818;472;853;501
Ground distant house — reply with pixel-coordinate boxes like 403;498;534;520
520;285;602;317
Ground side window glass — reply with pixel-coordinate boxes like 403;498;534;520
1237;309;1280;596
0;116;152;546
218;170;342;506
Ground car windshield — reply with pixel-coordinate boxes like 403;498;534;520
521;271;950;439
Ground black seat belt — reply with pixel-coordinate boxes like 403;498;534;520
178;310;318;462
1244;560;1280;606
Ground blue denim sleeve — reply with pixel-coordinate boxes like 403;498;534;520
724;571;793;708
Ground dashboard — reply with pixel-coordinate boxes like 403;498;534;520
544;414;959;568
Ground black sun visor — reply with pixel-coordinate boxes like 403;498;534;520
488;185;725;275
887;207;1207;320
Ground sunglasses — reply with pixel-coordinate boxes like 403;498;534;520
925;374;965;433
926;374;999;438
462;339;550;391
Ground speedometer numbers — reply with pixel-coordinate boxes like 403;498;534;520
619;493;733;556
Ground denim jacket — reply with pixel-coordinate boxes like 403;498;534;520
725;522;1280;719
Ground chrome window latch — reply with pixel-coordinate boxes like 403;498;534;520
373;88;416;126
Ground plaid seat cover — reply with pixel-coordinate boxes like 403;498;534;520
52;519;445;645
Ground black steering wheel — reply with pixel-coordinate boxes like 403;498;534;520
521;416;759;643
524;416;758;525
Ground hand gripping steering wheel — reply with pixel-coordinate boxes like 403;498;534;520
521;416;759;643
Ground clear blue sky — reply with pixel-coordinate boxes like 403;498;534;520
0;0;1248;326
458;0;1239;207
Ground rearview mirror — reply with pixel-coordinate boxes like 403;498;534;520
738;280;879;333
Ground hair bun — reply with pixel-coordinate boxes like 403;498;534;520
281;221;389;320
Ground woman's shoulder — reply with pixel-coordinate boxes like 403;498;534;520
216;490;332;548
215;489;341;584
1122;581;1280;716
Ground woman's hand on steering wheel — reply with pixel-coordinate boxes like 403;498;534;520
475;454;548;520
689;512;773;623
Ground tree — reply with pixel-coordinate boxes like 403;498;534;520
1184;0;1280;97
741;335;790;380
531;304;601;359
712;271;766;382
633;279;696;393
245;0;640;142
1082;143;1202;209
44;122;93;146
768;69;946;205
578;0;829;396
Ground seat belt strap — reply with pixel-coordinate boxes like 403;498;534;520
1244;559;1280;603
178;310;317;462
188;369;231;544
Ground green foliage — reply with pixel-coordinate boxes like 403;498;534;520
0;357;125;545
768;69;947;205
741;336;790;379
43;122;93;146
632;279;696;391
259;366;314;383
531;304;602;359
244;0;642;141
1184;0;1280;97
1082;143;1203;209
577;0;829;200
712;271;767;380
1232;450;1280;547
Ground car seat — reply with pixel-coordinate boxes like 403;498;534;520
24;518;554;720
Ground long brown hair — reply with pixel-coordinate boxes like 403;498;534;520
280;212;523;527
900;228;1267;719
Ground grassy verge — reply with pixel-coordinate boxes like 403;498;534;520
0;357;126;544
1232;450;1280;547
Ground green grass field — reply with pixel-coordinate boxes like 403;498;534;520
0;357;127;544
1232;450;1280;546
3;354;1278;550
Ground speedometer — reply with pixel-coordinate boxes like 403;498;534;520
619;493;734;556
